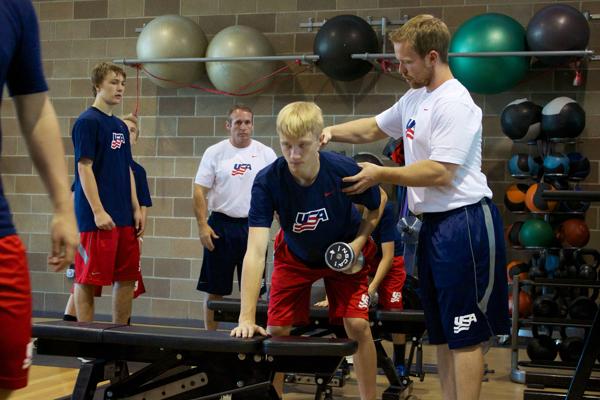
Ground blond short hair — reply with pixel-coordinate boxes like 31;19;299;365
276;102;324;139
121;113;138;125
389;15;450;63
91;62;126;97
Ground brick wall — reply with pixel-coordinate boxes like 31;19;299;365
2;0;599;321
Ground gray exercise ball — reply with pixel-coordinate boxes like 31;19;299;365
206;25;276;94
136;15;207;88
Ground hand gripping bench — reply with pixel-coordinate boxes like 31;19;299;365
33;320;357;400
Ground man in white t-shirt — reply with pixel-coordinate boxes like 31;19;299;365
321;15;509;400
194;105;277;330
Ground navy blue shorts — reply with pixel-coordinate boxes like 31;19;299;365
197;212;248;296
417;198;510;349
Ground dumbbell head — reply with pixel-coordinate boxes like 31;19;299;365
325;242;363;274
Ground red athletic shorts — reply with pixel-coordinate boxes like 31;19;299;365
363;242;406;310
71;237;145;298
0;235;32;390
75;227;140;286
268;230;375;326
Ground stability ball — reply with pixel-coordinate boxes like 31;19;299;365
206;25;276;94
500;99;542;142
136;15;207;89
541;97;586;139
314;15;380;81
527;4;590;66
449;13;529;94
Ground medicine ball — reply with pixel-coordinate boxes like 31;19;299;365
509;290;533;318
541;97;586;139
543;153;570;175
508;153;540;178
519;219;555;248
567;152;591;181
314;15;380;81
504;183;529;212
500;99;542;142
507;221;524;246
557;218;590;248
527;4;590;66
507;260;528;283
525;183;558;213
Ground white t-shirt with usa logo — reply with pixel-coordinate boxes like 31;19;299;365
195;139;277;218
375;79;492;214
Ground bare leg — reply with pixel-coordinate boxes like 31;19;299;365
203;293;223;331
437;345;457;400
64;293;76;317
112;281;135;324
343;318;377;400
267;325;292;397
453;345;484;400
74;284;96;322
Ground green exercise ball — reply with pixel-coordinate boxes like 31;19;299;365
519;219;554;248
449;13;529;94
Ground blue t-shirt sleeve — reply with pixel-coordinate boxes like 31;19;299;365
72;118;98;163
378;205;396;243
248;173;274;228
134;165;152;207
7;0;48;96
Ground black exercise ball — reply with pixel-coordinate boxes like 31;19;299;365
527;4;590;66
500;99;542;142
541;97;586;139
314;15;380;81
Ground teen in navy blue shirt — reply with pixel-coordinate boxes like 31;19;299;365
0;0;78;394
232;102;386;400
71;62;143;325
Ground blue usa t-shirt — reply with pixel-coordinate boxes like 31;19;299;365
250;151;381;268
72;107;135;232
132;161;152;208
0;0;48;238
371;202;404;257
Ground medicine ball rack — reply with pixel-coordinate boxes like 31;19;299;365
511;190;600;400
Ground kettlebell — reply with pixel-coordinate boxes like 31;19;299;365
558;326;586;363
569;289;599;321
575;249;600;281
527;325;558;362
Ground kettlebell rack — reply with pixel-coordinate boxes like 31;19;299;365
513;190;600;400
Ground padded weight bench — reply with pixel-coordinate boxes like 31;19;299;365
208;299;427;400
33;320;357;400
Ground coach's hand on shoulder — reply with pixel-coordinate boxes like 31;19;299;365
94;209;115;230
320;127;332;147
342;162;380;195
231;321;268;338
199;223;219;251
47;208;79;272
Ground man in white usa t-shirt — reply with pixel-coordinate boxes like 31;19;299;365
321;15;509;400
193;105;277;331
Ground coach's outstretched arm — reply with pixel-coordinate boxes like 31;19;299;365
320;117;387;146
231;227;270;338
